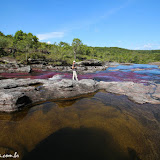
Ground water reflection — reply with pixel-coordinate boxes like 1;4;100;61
0;91;160;160
22;127;139;160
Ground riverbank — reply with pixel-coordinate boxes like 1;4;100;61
0;59;116;74
0;57;159;74
0;78;160;112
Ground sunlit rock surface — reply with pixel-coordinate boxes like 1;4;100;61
98;81;160;104
0;79;98;112
0;78;160;112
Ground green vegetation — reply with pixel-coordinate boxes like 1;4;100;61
0;30;160;65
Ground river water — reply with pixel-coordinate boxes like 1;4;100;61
0;64;160;160
1;64;160;84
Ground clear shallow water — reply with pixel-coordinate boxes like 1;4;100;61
0;91;160;160
108;64;159;70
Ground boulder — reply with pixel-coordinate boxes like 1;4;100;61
15;66;32;73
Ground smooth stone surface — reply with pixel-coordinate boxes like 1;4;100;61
98;81;160;104
0;78;160;112
0;79;98;112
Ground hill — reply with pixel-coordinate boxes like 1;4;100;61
0;30;160;65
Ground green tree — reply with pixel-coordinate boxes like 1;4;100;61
72;38;82;60
0;31;5;36
14;30;24;41
0;36;10;48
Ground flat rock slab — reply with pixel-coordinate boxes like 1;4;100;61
98;81;160;104
0;79;98;112
0;79;160;112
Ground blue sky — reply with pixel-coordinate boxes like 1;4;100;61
1;0;160;50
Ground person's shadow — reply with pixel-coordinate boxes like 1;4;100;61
22;127;140;160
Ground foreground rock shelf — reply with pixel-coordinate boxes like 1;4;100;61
0;78;160;112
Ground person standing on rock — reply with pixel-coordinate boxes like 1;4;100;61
72;60;78;81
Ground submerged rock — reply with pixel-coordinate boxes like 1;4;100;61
0;78;159;112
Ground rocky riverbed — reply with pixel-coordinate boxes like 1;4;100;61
0;78;160;112
0;59;109;74
0;61;160;112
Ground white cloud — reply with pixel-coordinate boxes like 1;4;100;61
47;41;51;44
143;43;153;49
134;43;160;50
37;32;64;41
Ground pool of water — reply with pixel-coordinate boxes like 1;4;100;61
0;91;160;160
0;64;160;84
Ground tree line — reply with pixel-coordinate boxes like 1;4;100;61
0;30;160;65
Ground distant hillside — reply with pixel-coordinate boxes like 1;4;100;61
0;30;160;65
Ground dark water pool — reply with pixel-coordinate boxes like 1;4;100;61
0;91;160;160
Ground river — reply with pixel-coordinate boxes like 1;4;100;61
0;64;160;160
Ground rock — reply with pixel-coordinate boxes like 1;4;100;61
108;69;120;71
42;79;98;99
28;59;48;65
30;64;44;69
152;84;160;100
0;90;32;112
98;81;160;104
0;79;41;89
76;59;102;66
0;65;32;73
0;79;98;112
131;68;145;71
15;66;32;73
0;58;109;73
120;63;133;65
0;78;160;112
0;57;17;64
77;66;107;74
107;62;119;67
149;62;160;66
48;74;64;80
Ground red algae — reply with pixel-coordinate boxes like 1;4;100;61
0;70;149;83
1;63;159;83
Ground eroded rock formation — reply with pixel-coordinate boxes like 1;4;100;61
0;78;159;112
